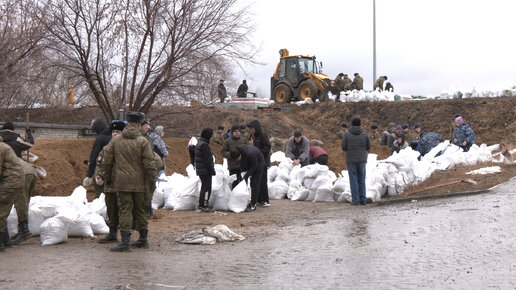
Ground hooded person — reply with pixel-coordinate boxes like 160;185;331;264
390;134;409;155
102;111;157;252
149;125;168;161
419;132;444;157
380;122;396;146
221;125;249;189
84;118;112;198
285;130;310;167
194;128;216;211
387;125;403;149
0;121;34;158
452;116;475;152
247;120;271;206
230;144;265;212
237;80;248;98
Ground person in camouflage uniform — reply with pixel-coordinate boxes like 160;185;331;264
385;82;394;92
11;159;39;245
103;112;157;252
218;79;227;103
452;116;475;152
94;121;125;244
352;73;364;90
368;124;380;141
221;125;249;189
213;126;225;145
374;76;387;91
342;74;353;91
334;73;345;100
0;136;24;252
240;125;252;141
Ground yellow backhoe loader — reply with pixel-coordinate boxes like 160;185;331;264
270;49;333;104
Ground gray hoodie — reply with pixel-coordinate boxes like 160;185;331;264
341;126;371;163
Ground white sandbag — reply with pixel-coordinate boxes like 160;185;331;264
40;217;68;246
66;215;93;237
291;188;310;201
287;180;303;199
270;151;288;163
89;213;109;235
172;177;200;211
87;193;107;218
268;179;289;200
276;167;291;182
337;190;353;203
303;177;316;189
7;206;18;236
176;229;217;245
228;181;250;213
202;225;245;242
212;171;235;211
268;166;279;182
162;173;189;210
313;184;335;202
28;196;68;235
55;206;79;224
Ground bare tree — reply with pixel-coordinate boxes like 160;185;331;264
37;0;257;121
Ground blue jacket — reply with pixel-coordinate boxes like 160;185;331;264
453;123;475;145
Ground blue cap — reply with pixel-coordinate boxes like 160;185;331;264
395;125;402;130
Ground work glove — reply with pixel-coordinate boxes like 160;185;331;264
95;175;104;186
82;177;93;187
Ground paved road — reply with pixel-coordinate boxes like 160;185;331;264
2;178;515;289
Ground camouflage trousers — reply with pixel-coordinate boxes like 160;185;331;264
14;174;36;223
117;192;147;232
0;188;20;232
94;181;104;199
104;192;119;228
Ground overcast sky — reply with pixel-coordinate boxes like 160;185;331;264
235;0;516;97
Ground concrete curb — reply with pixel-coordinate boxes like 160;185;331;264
375;189;491;206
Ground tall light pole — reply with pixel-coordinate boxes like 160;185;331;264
373;0;377;87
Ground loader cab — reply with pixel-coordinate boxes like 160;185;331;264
278;56;319;87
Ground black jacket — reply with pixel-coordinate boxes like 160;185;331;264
0;130;34;158
247;120;271;167
341;126;371;163
194;138;215;176
237;83;248;98
87;127;112;178
237;144;265;179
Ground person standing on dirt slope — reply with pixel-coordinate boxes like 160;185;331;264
368;124;380;141
140;120;154;148
373;76;387;91
390;134;409;155
387;125;403;149
247;120;271;207
237;80;248;98
286;130;310;167
334;73;345;100
11;159;41;245
83;118;112;198
385;82;394;92
343;74;353;91
337;122;349;139
221;125;249;190
230;144;265;212
309;146;328;165
0;121;34;158
452;116;475;152
380;122;395;146
213;126;225;145
341;118;371;205
94;121;125;244
194;128;216;212
103;111;157;252
218;79;227;103
0;136;24;252
352;73;364;90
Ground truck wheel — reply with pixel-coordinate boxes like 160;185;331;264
273;84;292;104
299;80;318;101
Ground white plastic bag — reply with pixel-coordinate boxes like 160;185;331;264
40;217;68;246
89;213;109;235
66;215;94;237
228;180;250;213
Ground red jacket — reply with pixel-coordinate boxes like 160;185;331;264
309;146;327;160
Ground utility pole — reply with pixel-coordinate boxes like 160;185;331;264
373;0;377;87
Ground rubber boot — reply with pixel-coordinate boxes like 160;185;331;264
109;231;132;252
12;222;31;245
131;229;149;249
98;227;118;244
3;228;12;248
0;232;5;252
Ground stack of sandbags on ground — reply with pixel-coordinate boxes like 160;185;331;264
286;163;337;202
163;173;200;211
424;142;499;170
7;186;109;245
268;158;292;199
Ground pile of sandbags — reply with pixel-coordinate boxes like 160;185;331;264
7;186;109;246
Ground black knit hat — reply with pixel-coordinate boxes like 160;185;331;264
217;125;225;130
240;125;246;130
351;118;361;126
126;111;145;123
294;130;302;138
341;122;349;128
91;119;106;134
371;124;378;129
231;125;240;133
414;123;421;129
2;121;14;131
230;148;241;160
402;124;409;129
110;120;126;132
201;128;213;140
